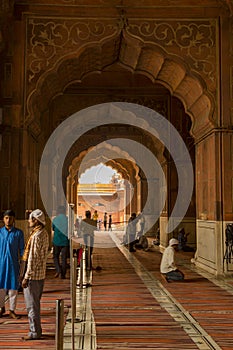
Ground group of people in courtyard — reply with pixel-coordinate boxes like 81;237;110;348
124;212;189;282
67;209;188;283
76;210;112;231
0;208;49;341
0;206;191;342
0;205;75;341
91;210;112;231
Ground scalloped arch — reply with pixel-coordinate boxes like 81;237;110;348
27;30;215;139
70;141;140;185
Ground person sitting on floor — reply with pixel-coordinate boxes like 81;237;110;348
178;227;194;252
160;238;184;282
134;231;149;251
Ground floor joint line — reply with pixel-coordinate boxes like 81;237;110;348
110;232;222;350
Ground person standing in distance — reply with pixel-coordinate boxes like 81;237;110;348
80;210;97;270
0;210;24;319
108;214;112;231
21;209;49;341
52;205;69;279
92;210;98;222
103;212;107;231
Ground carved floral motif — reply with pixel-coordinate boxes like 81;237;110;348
25;16;217;130
26;17;217;91
27;18;119;82
128;20;216;87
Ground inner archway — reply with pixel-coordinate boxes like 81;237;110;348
78;163;123;223
79;164;117;185
39;103;196;250
67;141;142;229
34;32;200;255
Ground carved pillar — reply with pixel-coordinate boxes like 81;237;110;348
194;133;224;275
130;177;138;215
66;175;72;206
0;107;27;219
72;179;78;217
159;160;169;248
124;180;131;221
137;178;141;212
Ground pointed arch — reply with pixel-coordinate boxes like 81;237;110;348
26;30;215;140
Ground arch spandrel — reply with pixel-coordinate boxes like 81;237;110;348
25;16;216;140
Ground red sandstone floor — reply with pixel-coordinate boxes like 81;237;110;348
1;239;233;350
0;265;71;350
91;239;233;350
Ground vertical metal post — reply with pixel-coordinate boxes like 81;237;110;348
68;203;74;240
72;255;77;321
86;235;92;271
68;203;75;350
79;246;84;287
56;299;64;350
127;229;130;251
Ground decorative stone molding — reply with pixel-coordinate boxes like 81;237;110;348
24;16;216;140
26;17;216;91
27;17;120;84
127;20;217;92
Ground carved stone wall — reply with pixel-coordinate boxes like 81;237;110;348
0;0;233;274
23;14;216;139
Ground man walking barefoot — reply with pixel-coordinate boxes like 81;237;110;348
0;210;24;319
21;209;49;341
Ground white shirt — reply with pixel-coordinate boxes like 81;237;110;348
160;246;177;273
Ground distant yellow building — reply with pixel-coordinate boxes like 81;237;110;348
77;183;125;229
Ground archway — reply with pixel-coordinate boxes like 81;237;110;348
26;30;215;141
68;142;142;232
27;29;217;272
39;103;195;256
0;0;229;278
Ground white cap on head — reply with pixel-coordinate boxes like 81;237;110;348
169;238;179;246
29;209;46;226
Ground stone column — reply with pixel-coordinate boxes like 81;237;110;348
124;180;132;222
194;132;224;275
159;161;169;249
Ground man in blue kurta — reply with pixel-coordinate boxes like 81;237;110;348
0;210;24;318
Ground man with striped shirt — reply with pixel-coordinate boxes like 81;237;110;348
21;209;49;341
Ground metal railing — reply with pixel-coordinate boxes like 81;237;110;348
56;299;64;350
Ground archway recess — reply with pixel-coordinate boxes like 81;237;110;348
22;4;224;275
69;143;141;228
26;27;216;141
0;0;231;278
39;102;195;252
